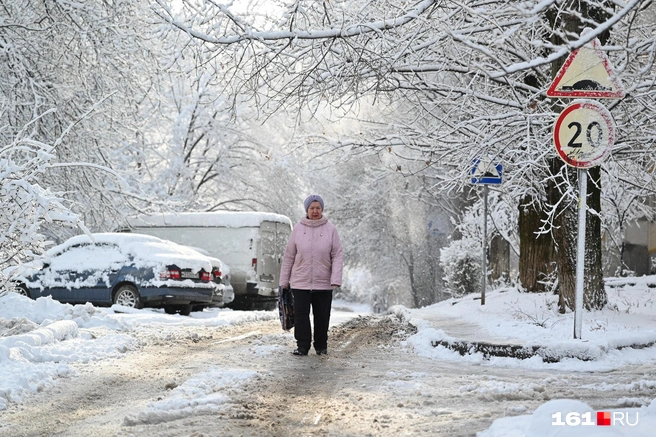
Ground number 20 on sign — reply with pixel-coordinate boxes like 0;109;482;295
553;100;615;168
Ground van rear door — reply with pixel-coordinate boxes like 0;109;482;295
259;221;291;289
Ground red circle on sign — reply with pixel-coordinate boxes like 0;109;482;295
553;100;615;168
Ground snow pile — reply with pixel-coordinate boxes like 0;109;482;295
0;291;283;413
0;320;78;349
123;367;258;426
0;294;136;411
479;399;656;437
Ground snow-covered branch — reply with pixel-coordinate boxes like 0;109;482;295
153;0;438;44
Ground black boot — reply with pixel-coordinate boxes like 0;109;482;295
292;348;308;356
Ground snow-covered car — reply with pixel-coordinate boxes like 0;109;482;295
191;255;224;311
182;247;235;310
7;233;215;316
207;256;235;307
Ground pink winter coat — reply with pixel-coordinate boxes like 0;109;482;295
279;216;343;291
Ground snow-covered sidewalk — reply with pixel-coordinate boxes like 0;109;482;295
400;278;656;369
393;277;656;436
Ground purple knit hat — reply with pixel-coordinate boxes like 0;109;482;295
303;194;324;212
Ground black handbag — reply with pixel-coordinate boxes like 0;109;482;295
278;286;294;330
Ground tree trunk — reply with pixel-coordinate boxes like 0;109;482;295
551;168;577;310
551;163;606;312
405;252;421;309
489;233;510;283
518;197;557;292
583;166;607;309
547;1;609;312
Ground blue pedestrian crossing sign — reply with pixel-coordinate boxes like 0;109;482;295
471;158;503;185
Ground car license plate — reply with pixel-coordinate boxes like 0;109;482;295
180;271;197;279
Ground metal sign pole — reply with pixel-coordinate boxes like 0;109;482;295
548;33;620;340
574;168;587;339
471;158;501;307
482;184;488;306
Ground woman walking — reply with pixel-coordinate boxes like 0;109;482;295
279;194;343;356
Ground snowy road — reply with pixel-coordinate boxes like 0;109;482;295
1;314;654;437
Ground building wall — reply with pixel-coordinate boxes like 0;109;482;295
616;219;654;276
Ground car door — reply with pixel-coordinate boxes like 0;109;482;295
34;252;80;303
72;243;125;305
39;243;122;305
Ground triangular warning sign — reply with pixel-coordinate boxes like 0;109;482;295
547;38;625;99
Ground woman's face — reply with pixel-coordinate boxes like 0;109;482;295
307;201;323;220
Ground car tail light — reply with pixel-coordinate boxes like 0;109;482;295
212;268;222;279
160;269;181;280
200;271;211;281
252;258;257;270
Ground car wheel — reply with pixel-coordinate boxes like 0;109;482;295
179;304;193;316
113;285;143;309
15;284;30;298
164;306;177;315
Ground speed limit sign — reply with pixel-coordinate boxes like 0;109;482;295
553;100;615;168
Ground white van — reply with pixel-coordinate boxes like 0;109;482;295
123;212;293;310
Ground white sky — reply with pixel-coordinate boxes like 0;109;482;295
2;275;656;435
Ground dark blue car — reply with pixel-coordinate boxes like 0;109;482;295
9;233;216;316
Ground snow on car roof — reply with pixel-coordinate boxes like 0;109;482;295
44;233;212;272
126;211;293;229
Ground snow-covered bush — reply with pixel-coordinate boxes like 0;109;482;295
0;133;81;296
440;238;482;298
